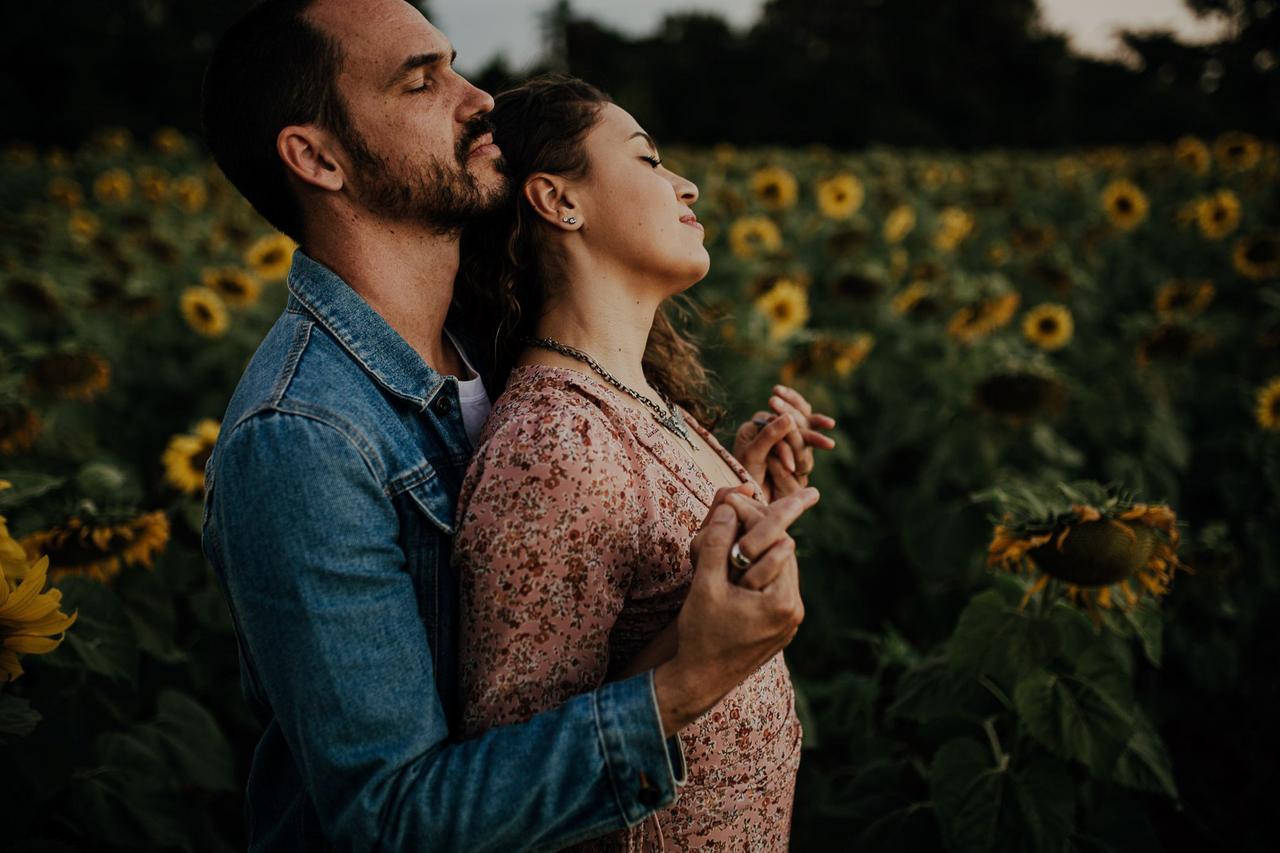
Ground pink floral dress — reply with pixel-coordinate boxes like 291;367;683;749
454;364;802;852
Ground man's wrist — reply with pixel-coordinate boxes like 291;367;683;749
653;656;715;737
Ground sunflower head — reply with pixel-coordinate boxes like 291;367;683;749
1213;131;1262;172
1233;233;1280;281
163;419;221;495
1154;279;1215;320
750;166;799;211
21;510;171;585
1;525;78;682
978;480;1191;617
25;350;111;402
200;267;263;308
1101;179;1149;231
246;233;298;281
816;173;864;219
1011;224;1057;254
1022;303;1074;351
0;403;42;457
947;292;1021;344
1256;376;1280;431
728;215;783;259
974;369;1067;423
883;205;916;243
93;168;133;204
180;287;231;338
1195;189;1242;240
152;126;188;155
1173;136;1211;175
754;279;810;342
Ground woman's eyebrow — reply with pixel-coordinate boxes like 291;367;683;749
627;131;658;151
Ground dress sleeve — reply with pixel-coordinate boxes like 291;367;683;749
454;395;643;736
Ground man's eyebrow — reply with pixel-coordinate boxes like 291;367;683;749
387;48;457;88
628;131;658;151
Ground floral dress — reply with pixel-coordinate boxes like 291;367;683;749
454;364;802;852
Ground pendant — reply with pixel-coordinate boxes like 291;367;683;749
664;413;696;449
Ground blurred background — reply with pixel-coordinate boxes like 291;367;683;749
1;1;1277;851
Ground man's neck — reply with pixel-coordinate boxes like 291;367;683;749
304;216;463;377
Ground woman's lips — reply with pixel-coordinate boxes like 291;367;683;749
680;215;704;233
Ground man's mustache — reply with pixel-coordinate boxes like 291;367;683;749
457;116;496;163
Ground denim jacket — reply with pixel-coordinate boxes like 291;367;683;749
200;250;686;852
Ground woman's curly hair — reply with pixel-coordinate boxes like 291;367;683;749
454;74;723;428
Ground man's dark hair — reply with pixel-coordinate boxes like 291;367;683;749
200;0;372;244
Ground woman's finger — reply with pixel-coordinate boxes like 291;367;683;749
739;412;797;476
772;384;813;417
734;535;796;590
766;456;804;500
734;487;819;559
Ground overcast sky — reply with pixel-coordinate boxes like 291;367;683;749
430;0;1227;73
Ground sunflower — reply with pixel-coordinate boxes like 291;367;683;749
919;162;947;190
974;371;1066;422
25;350;111;402
1195;189;1242;240
163;419;220;495
2;516;78;683
1010;224;1057;254
93;168;133;204
21;511;171;585
152;126;188;155
1022;303;1074;351
780;333;874;384
246;233;297;281
816;173;864;219
890;281;937;317
947;293;1021;343
1256;377;1280;431
712;143;737;166
883;205;916;243
180;287;231;338
1154;279;1215;319
1056;157;1085;186
1173;135;1211;175
1135;323;1216;368
933;207;976;252
92;127;132;155
47;176;83;208
68;210;100;244
0;404;42;456
1213;131;1262;172
1101;179;1149;231
1232;233;1280;280
831;270;885;302
201;267;263;308
987;242;1011;266
750;166;799;211
172;175;209;213
755;279;810;342
984;482;1191;618
728;216;783;259
136;167;170;203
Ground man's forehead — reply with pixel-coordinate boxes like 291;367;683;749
308;0;448;80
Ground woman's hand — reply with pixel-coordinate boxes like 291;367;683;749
733;384;837;501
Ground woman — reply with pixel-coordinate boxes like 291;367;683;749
452;75;834;850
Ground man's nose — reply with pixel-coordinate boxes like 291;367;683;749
458;75;495;120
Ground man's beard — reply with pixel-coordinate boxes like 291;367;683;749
342;116;507;236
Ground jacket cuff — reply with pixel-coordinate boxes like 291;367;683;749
593;671;686;827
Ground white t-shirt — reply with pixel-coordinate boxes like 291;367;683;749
445;328;492;449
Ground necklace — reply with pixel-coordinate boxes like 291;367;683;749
525;336;697;449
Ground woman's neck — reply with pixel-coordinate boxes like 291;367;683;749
529;262;664;393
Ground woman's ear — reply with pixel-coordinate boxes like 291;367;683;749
277;125;344;193
523;173;581;230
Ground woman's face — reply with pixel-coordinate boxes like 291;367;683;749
557;103;709;294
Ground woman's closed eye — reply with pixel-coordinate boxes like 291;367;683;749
642;155;662;168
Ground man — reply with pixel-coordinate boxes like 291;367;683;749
199;1;826;849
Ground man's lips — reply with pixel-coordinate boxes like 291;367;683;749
467;134;500;159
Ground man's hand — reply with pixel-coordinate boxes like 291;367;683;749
733;385;836;501
652;486;818;737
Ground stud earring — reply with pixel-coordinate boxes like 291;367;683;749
561;215;577;225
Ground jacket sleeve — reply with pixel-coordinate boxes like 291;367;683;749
454;400;643;735
203;410;685;853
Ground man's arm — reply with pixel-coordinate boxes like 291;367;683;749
205;411;684;853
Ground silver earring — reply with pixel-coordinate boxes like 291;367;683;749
561;215;577;225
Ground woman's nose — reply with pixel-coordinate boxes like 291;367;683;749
673;174;699;205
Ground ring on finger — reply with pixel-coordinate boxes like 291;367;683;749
729;541;753;572
752;415;772;429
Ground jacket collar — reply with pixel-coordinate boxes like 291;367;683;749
285;248;448;411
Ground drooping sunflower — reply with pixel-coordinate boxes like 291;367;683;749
246;233;297;281
754;279;810;343
831;270;885;303
750;166;799;211
1256;376;1280;431
152;126;188;155
1134;323;1216;368
816;173;864;219
728;215;783;259
2;513;78;683
1154;279;1215;319
92;168;133;204
1022;303;1074;351
890;281;941;318
946;292;1021;343
1101;179;1149;231
21;510;171;585
47;176;83;208
201;267;263;309
1232;233;1280;280
982;481;1191;617
1173;135;1211;175
1213;131;1262;172
883;205;916;243
172;175;209;213
180;287;231;338
1195;189;1242;240
973;370;1067;423
780;333;875;384
0;404;42;456
25;350;111;402
162;419;220;495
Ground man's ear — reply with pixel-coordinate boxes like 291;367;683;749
277;125;344;192
523;173;580;230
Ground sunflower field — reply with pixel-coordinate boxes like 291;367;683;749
2;128;1278;852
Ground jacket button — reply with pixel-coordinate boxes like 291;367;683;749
637;772;661;806
431;393;452;416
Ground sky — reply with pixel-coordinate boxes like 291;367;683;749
429;0;1229;73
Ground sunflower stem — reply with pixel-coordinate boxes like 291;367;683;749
982;716;1009;771
978;675;1014;712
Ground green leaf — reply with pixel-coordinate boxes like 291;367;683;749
0;691;42;744
931;738;1003;853
139;690;236;793
949;590;1058;682
40;577;139;685
1014;668;1135;777
0;471;66;509
888;653;987;723
1121;603;1162;668
1112;709;1179;800
1010;755;1076;853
